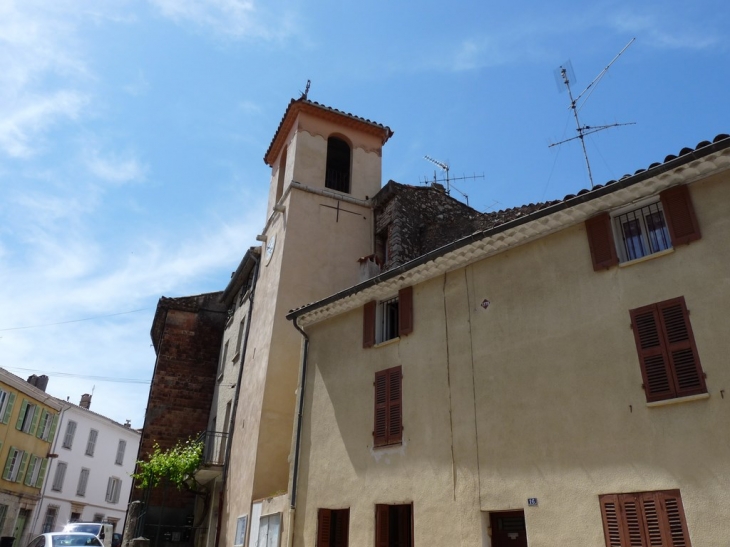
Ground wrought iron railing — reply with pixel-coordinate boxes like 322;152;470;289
198;431;229;466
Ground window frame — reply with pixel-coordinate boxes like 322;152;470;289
375;504;413;547
106;477;122;504
610;198;672;263
42;505;59;533
373;366;403;447
363;287;413;348
63;420;77;449
599;490;691;547
316;508;349;547
233;515;248;547
115;440;126;466
77;467;90;497
630;296;706;403
325;136;351;194
86;429;99;457
52;461;67;492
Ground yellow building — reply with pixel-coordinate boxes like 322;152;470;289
0;369;62;546
286;135;730;546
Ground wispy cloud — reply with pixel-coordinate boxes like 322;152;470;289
85;149;149;184
607;9;721;50
147;0;297;41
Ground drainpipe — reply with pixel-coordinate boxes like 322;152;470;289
289;315;310;510
214;254;260;547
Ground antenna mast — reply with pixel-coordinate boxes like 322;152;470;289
421;156;484;206
549;38;636;188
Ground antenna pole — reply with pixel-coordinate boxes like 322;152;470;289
561;67;595;187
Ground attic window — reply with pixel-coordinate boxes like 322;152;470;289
325;137;350;193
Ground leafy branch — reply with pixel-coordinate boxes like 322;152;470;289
133;437;203;490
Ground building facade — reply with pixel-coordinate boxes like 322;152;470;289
287;135;730;546
31;396;140;538
0;369;62;546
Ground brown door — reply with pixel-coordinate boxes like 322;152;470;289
490;511;528;547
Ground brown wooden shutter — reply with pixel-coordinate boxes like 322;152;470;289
317;509;331;547
388;367;403;444
373;370;388;446
660;185;701;246
334;509;349;547
630;304;675;402
363;300;376;348
585;213;618;271
658;491;692;547
398;286;413;336
656;298;705;398
599;495;623;547
375;505;389;547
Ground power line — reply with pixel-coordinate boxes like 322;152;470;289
4;366;151;384
0;308;152;332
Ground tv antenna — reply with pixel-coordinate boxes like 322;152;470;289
421;155;484;206
549;38;636;188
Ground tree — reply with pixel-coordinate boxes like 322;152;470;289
133;438;203;491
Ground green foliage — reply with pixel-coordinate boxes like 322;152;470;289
133;438;203;490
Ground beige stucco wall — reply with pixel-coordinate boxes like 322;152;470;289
294;171;730;546
223;113;386;547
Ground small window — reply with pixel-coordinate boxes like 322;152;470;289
630;296;706;403
599;490;691;547
375;504;412;547
63;421;77;449
24;456;41;486
256;514;281;547
235;317;246;359
52;462;67;492
86;429;98;457
325;137;351;193
363;287;413;348
93;513;104;523
0;390;10;424
317;508;349;547
3;448;26;482
613;201;671;262
275;146;287;203
42;505;59;533
17;401;37;434
373;366;402;447
106;477;122;504
233;515;248;547
218;341;229;380
115;440;126;466
77;468;90;496
0;504;8;534
37;411;55;441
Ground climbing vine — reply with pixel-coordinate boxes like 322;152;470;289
133;437;203;490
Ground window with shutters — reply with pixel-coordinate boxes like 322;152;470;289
373;366;403;447
316;508;349;547
52;462;67;491
17;401;38;434
375;504;412;547
106;477;122;503
599;490;691;547
0;504;7;534
363;287;414;348
115;440;126;466
586;185;700;270
3;448;26;482
42;505;59;533
630;297;706;403
63;420;77;449
77;468;90;496
0;390;9;423
86;429;98;457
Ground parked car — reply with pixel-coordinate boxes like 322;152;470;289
26;533;103;547
111;534;121;547
61;524;113;547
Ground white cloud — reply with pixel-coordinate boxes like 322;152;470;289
147;0;297;41
608;9;720;50
86;149;149;184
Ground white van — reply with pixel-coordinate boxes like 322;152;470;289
63;523;114;547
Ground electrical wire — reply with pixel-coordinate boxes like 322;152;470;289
0;308;152;332
4;366;150;384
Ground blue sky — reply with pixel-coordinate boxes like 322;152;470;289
1;0;728;428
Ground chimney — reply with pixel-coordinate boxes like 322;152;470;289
26;374;49;392
124;420;131;428
79;394;92;409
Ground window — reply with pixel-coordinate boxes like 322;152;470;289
599;490;691;547
0;504;7;534
233;515;247;547
42;506;59;533
93;513;104;523
106;477;122;504
0;390;14;424
325;137;351;193
373;366;402;447
63;421;77;449
256;514;280;547
70;512;81;523
86;430;98;456
3;447;26;482
375;504;412;547
77;468;90;496
16;400;38;434
630;296;705;403
275;145;287;203
218;340;229;380
36;411;56;441
24;456;42;487
363;287;413;348
235;317;246;359
585;184;701;270
52;462;67;491
317;509;349;547
115;440;126;466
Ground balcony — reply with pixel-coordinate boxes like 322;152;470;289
192;431;228;485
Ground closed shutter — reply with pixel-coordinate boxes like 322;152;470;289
24;456;37;486
36;411;48;439
316;509;331;547
630;297;705;402
48;413;59;443
375;505;389;547
35;459;49;488
585;213;618;271
16;400;28;430
660;185;701;246
29;405;41;436
3;448;17;481
335;510;349;547
373;371;388;446
398;286;413;336
600;491;692;547
388;367;403;444
2;392;15;424
17;451;29;483
363;301;376;348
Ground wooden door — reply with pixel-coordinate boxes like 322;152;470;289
490;511;528;547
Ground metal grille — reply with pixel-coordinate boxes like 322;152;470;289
379;297;399;342
616;203;671;261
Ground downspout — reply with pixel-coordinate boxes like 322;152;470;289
287;316;309;547
214;254;260;547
